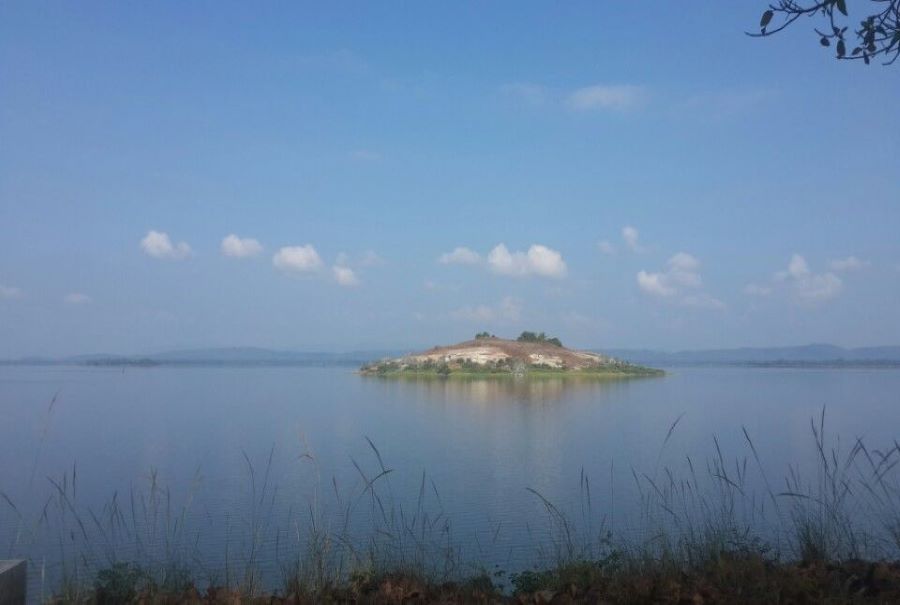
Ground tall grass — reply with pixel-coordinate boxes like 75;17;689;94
12;464;201;601
277;436;465;599
1;406;899;601
484;408;900;600
780;407;900;562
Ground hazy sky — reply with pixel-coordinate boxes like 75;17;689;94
1;2;899;357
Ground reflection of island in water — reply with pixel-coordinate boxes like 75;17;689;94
364;374;658;405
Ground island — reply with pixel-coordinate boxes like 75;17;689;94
360;332;664;378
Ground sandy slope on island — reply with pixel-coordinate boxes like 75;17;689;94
410;339;611;369
361;338;662;375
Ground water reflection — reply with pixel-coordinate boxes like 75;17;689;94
4;365;900;599
362;374;654;404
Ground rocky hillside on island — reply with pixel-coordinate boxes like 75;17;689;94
360;332;663;377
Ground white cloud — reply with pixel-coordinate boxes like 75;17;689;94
0;285;22;300
325;252;378;287
637;252;723;309
622;225;644;252
140;230;192;260
487;244;567;279
636;271;676;297
667;252;702;287
790;254;810;277
597;240;616;255
221;234;263;258
526;245;567;278
360;250;385;266
668;252;699;272
830;256;869;272
450;297;522;323
795;272;842;303
63;293;92;305
598;225;646;254
439;243;567;279
439;246;482;265
566;84;645;111
775;254;843;304
273;245;323;273
333;265;360;287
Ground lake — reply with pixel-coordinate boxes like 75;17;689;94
2;364;899;598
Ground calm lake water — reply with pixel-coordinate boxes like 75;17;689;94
2;364;899;597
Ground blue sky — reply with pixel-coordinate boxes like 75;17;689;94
1;2;899;356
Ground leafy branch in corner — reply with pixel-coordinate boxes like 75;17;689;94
751;0;900;65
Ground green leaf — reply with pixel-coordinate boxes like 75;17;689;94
760;10;774;28
835;0;848;16
820;36;831;47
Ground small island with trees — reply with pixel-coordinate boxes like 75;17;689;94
360;331;664;378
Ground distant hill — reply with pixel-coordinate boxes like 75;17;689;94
2;347;404;367
143;347;390;364
603;345;900;366
4;344;900;368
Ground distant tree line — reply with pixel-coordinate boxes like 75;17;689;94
473;330;564;347
516;331;563;347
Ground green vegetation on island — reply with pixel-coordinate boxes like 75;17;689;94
514;330;563;347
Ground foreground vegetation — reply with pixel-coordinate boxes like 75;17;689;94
4;409;900;603
41;556;900;603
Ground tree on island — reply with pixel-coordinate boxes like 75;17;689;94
475;331;497;339
752;0;900;65
516;331;563;347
